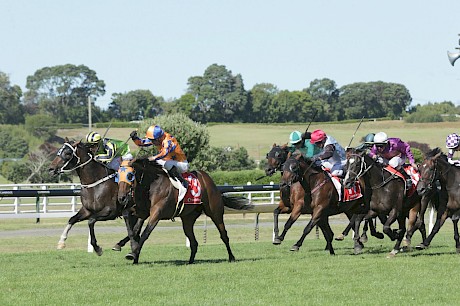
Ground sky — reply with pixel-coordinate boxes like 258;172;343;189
2;0;460;110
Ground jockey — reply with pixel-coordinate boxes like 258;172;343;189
287;130;320;158
130;125;189;189
369;132;417;190
310;129;347;177
84;131;133;172
445;133;460;166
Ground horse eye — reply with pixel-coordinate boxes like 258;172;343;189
127;173;135;182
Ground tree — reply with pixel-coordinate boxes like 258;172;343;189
0;128;29;158
24;64;105;123
187;64;249;123
0;71;24;124
107;90;161;121
305;78;339;121
249;83;278;123
25;114;57;139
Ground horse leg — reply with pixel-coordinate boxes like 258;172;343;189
275;205;302;245
402;206;419;250
130;217;160;264
336;213;354;241
353;214;366;254
88;218;103;256
273;205;291;244
57;207;91;249
181;210;202;264
317;217;335;255
453;219;460;254
383;209;398;241
291;207;324;252
416;208;449;250
387;214;406;258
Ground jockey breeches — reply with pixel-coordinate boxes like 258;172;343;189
156;159;189;173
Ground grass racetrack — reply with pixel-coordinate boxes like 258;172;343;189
1;215;460;305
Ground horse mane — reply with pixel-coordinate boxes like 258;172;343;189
426;147;442;158
132;158;166;185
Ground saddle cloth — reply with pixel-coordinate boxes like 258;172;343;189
329;174;363;202
181;172;202;205
383;165;420;197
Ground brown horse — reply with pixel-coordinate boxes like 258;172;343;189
48;139;135;255
343;148;425;257
416;148;460;252
117;158;253;264
279;155;370;255
264;144;383;245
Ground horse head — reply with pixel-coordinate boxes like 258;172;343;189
117;160;136;206
281;155;303;187
417;148;443;196
48;138;92;176
265;143;289;176
343;147;367;189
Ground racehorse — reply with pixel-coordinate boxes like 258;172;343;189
343;147;424;257
279;155;370;255
48;139;135;255
416;147;460;253
264;144;383;245
117;158;253;264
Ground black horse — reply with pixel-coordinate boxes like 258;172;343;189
48;139;135;255
117;158;253;264
416;147;460;253
279;155;370;255
343;147;424;257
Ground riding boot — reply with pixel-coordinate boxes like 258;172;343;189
399;168;412;190
168;166;189;189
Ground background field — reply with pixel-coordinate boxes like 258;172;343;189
59;120;458;162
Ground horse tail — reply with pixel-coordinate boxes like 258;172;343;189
222;194;254;211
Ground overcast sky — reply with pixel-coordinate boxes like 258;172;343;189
2;0;460;109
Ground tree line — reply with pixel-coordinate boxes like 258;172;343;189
3;63;457;126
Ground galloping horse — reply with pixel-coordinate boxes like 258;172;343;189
48;139;134;255
117;158;253;264
279;155;369;255
343;148;424;257
416;148;460;253
265;144;382;245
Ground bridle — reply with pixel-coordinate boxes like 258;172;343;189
266;146;288;175
55;142;93;173
117;162;137;206
346;152;395;190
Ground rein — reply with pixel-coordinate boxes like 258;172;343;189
348;153;397;190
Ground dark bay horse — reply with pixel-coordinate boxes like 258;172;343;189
416;148;460;253
48;139;134;255
117;158;253;264
279;155;370;255
343;148;424;257
264;144;382;246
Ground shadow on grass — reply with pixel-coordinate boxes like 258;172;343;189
128;256;270;267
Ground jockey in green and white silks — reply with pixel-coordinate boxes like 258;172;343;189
310;129;346;177
84;131;133;171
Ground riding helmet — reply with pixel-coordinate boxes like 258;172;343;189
373;132;388;144
145;125;164;140
310;129;326;144
446;133;460;149
289;131;302;144
85;131;102;144
364;133;375;143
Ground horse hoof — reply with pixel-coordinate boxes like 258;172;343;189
290;245;300;252
386;249;398;258
335;234;345;241
96;248;103;256
374;232;385;240
57;242;66;250
354;247;363;255
402;238;411;248
125;253;135;260
457;248;460;254
415;244;427;250
112;244;122;251
360;234;368;243
273;238;282;245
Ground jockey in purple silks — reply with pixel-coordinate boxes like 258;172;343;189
369;132;418;190
446;133;460;166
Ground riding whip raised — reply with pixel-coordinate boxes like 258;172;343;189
347;116;365;148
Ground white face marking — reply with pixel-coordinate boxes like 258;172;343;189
349;157;355;164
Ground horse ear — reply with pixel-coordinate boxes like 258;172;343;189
272;143;277;147
65;137;69;142
287;152;292;158
434;152;442;159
